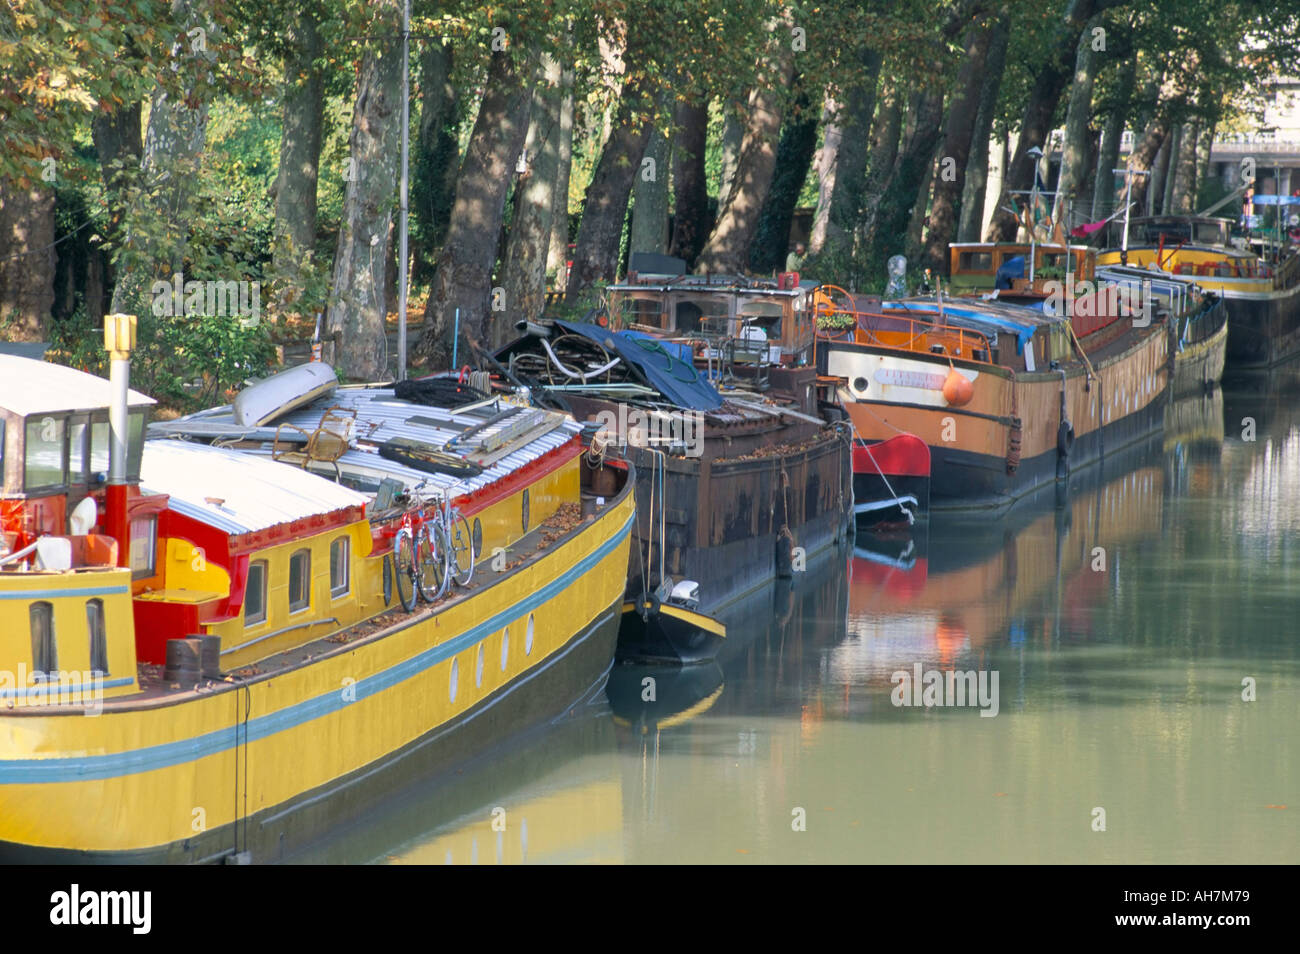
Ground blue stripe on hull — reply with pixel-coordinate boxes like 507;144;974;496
0;511;633;784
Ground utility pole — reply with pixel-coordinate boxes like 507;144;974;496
397;0;410;380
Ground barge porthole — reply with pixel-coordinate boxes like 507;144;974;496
450;658;459;703
852;376;869;394
501;627;510;670
525;614;535;656
476;644;484;687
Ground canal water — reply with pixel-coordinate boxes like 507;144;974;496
291;367;1300;864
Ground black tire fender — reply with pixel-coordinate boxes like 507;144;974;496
1057;420;1075;457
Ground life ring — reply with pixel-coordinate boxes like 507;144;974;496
1057;420;1075;457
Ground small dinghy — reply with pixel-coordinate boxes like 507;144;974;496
616;595;726;665
233;362;338;426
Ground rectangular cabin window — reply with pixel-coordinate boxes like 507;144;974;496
89;419;110;481
330;538;350;598
30;602;56;680
68;418;87;485
958;251;994;272
127;410;146;480
24;416;66;490
626;297;665;328
245;561;267;625
674;297;730;335
128;515;157;578
288;549;311;613
86;598;108;675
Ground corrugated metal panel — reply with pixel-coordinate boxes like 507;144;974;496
149;387;582;498
141;441;369;535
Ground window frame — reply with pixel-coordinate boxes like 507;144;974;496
86;598;109;675
288;549;311;614
88;416;111;484
128;515;158;580
29;601;56;681
244;560;268;626
23;414;68;492
958;251;994;273
66;414;89;487
329;537;350;599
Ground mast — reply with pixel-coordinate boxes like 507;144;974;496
1029;146;1041;282
397;0;410;381
1119;167;1133;266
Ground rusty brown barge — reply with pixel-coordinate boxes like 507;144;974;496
500;264;852;660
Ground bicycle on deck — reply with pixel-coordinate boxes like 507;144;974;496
388;480;476;611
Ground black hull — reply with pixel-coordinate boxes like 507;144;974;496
0;602;622;864
615;607;725;665
623;431;853;615
929;392;1167;512
852;472;929;527
1224;286;1300;368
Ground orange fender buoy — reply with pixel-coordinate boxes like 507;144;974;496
943;367;974;407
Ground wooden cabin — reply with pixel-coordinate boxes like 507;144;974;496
948;242;1098;293
605;274;818;369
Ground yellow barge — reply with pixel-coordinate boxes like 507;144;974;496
0;318;634;862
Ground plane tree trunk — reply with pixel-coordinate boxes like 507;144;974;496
696;17;796;274
271;6;325;298
985;0;1102;242
924;21;995;274
417;45;533;367
503;54;564;327
325;0;405;380
668;98;711;266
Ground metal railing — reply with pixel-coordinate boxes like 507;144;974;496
815;308;995;363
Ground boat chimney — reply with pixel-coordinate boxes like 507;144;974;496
104;313;137;564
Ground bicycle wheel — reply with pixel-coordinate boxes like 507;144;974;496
448;512;476;586
416;523;450;602
392;528;417;612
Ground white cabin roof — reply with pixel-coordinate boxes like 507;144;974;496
141;440;368;536
0;355;155;417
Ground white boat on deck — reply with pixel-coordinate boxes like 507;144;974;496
233;361;338;426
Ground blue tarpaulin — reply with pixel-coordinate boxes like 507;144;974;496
994;254;1025;289
554;319;723;411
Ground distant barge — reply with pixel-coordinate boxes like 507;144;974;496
1096;215;1300;369
819;243;1172;510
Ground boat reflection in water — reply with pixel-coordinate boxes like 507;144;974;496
839;411;1222;689
607;663;725;733
288;714;624;864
